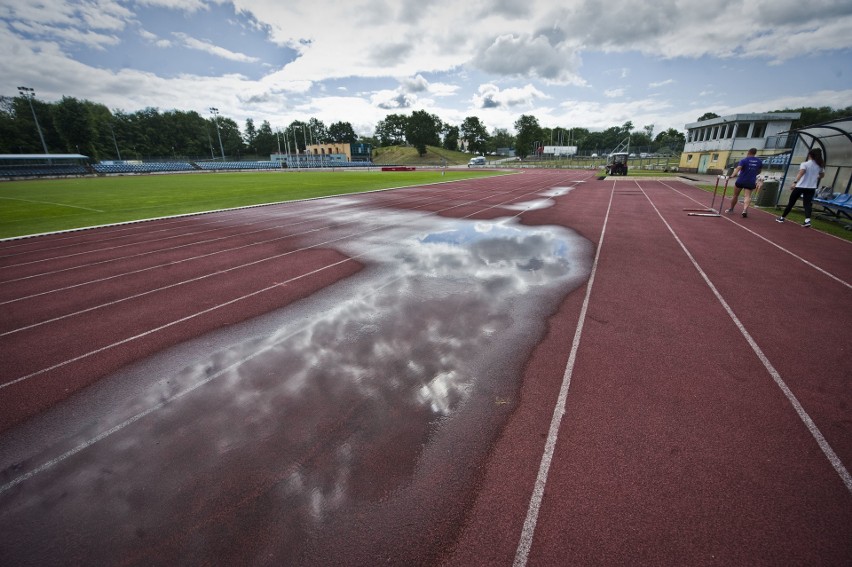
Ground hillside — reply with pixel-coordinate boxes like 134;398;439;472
371;145;473;166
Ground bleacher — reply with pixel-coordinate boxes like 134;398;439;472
0;164;89;178
283;157;372;169
91;162;196;174
194;161;282;171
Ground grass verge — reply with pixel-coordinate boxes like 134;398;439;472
0;169;506;239
696;184;852;242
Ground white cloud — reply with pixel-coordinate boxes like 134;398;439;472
2;0;851;141
173;32;260;63
472;83;549;110
473;33;585;85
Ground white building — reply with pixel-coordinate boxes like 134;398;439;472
679;112;800;174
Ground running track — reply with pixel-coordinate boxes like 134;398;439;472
0;170;850;565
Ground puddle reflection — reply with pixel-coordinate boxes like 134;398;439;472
0;207;593;564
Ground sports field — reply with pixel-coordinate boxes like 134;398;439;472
0;169;504;239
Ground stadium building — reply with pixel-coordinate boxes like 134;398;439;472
679;112;800;175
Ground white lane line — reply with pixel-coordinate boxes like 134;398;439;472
0;196;103;212
0;177;567;388
0;178;506;283
0;173;585;492
0;262;406;497
661;181;851;290
0;176;552;309
514;181;615;567
639;183;852;494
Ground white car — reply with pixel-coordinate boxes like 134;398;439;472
468;156;486;167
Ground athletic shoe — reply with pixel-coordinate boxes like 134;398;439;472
803;220;811;228
741;211;748;218
776;217;785;223
724;208;734;214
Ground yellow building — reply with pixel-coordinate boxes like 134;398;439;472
304;142;372;162
679;113;799;174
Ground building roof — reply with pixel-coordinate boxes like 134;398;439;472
685;113;800;129
0;154;88;160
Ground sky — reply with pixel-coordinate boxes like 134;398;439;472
2;0;852;139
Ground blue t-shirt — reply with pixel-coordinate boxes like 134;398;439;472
737;156;763;185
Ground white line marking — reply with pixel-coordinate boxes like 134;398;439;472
514;181;615;566
639;182;852;494
662;180;851;290
0;196;103;212
0;172;588;492
1;177;567;388
0;268;407;497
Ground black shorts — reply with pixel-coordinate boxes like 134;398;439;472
735;180;756;190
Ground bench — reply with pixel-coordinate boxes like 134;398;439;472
814;192;852;223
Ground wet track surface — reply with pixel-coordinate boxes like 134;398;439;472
0;174;592;564
1;171;850;565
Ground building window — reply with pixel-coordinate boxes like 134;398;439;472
712;153;719;161
687;154;693;161
752;122;767;138
736;123;750;137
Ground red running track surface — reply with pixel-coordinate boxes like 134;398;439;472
0;171;850;565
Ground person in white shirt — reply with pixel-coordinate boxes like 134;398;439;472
776;148;825;227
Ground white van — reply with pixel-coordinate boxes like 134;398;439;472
468;156;486;167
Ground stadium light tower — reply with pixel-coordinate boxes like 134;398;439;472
209;107;226;161
17;86;49;157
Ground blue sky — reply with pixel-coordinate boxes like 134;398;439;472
2;0;851;138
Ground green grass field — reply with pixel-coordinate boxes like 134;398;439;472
0;169;507;239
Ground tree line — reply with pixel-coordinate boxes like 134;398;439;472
1;94;848;162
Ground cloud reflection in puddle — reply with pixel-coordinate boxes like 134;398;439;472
0;205;593;563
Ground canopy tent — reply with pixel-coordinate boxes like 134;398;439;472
779;117;852;203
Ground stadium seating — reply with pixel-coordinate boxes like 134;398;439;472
91;162;195;174
0;164;89;178
194;161;282;171
814;192;852;221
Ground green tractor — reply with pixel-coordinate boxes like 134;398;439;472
605;152;629;176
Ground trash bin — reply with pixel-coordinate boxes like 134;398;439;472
756;180;779;207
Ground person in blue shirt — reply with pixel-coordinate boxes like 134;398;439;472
725;148;763;218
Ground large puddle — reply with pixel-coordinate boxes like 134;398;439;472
0;198;593;564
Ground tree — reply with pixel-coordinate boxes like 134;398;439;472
308;117;328;144
328;121;357;143
244;118;257;154
514;115;542;159
374;113;408;146
286;120;309;153
654;128;686;153
487;127;515;154
697;112;720;121
442;124;460;151
461;116;489;154
254;120;278;156
775;106;852;129
215;116;244;158
405;110;442;156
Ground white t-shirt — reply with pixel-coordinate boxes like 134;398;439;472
798;159;824;189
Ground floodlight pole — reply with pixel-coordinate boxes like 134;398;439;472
108;122;122;160
18;86;50;160
209;107;226;161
